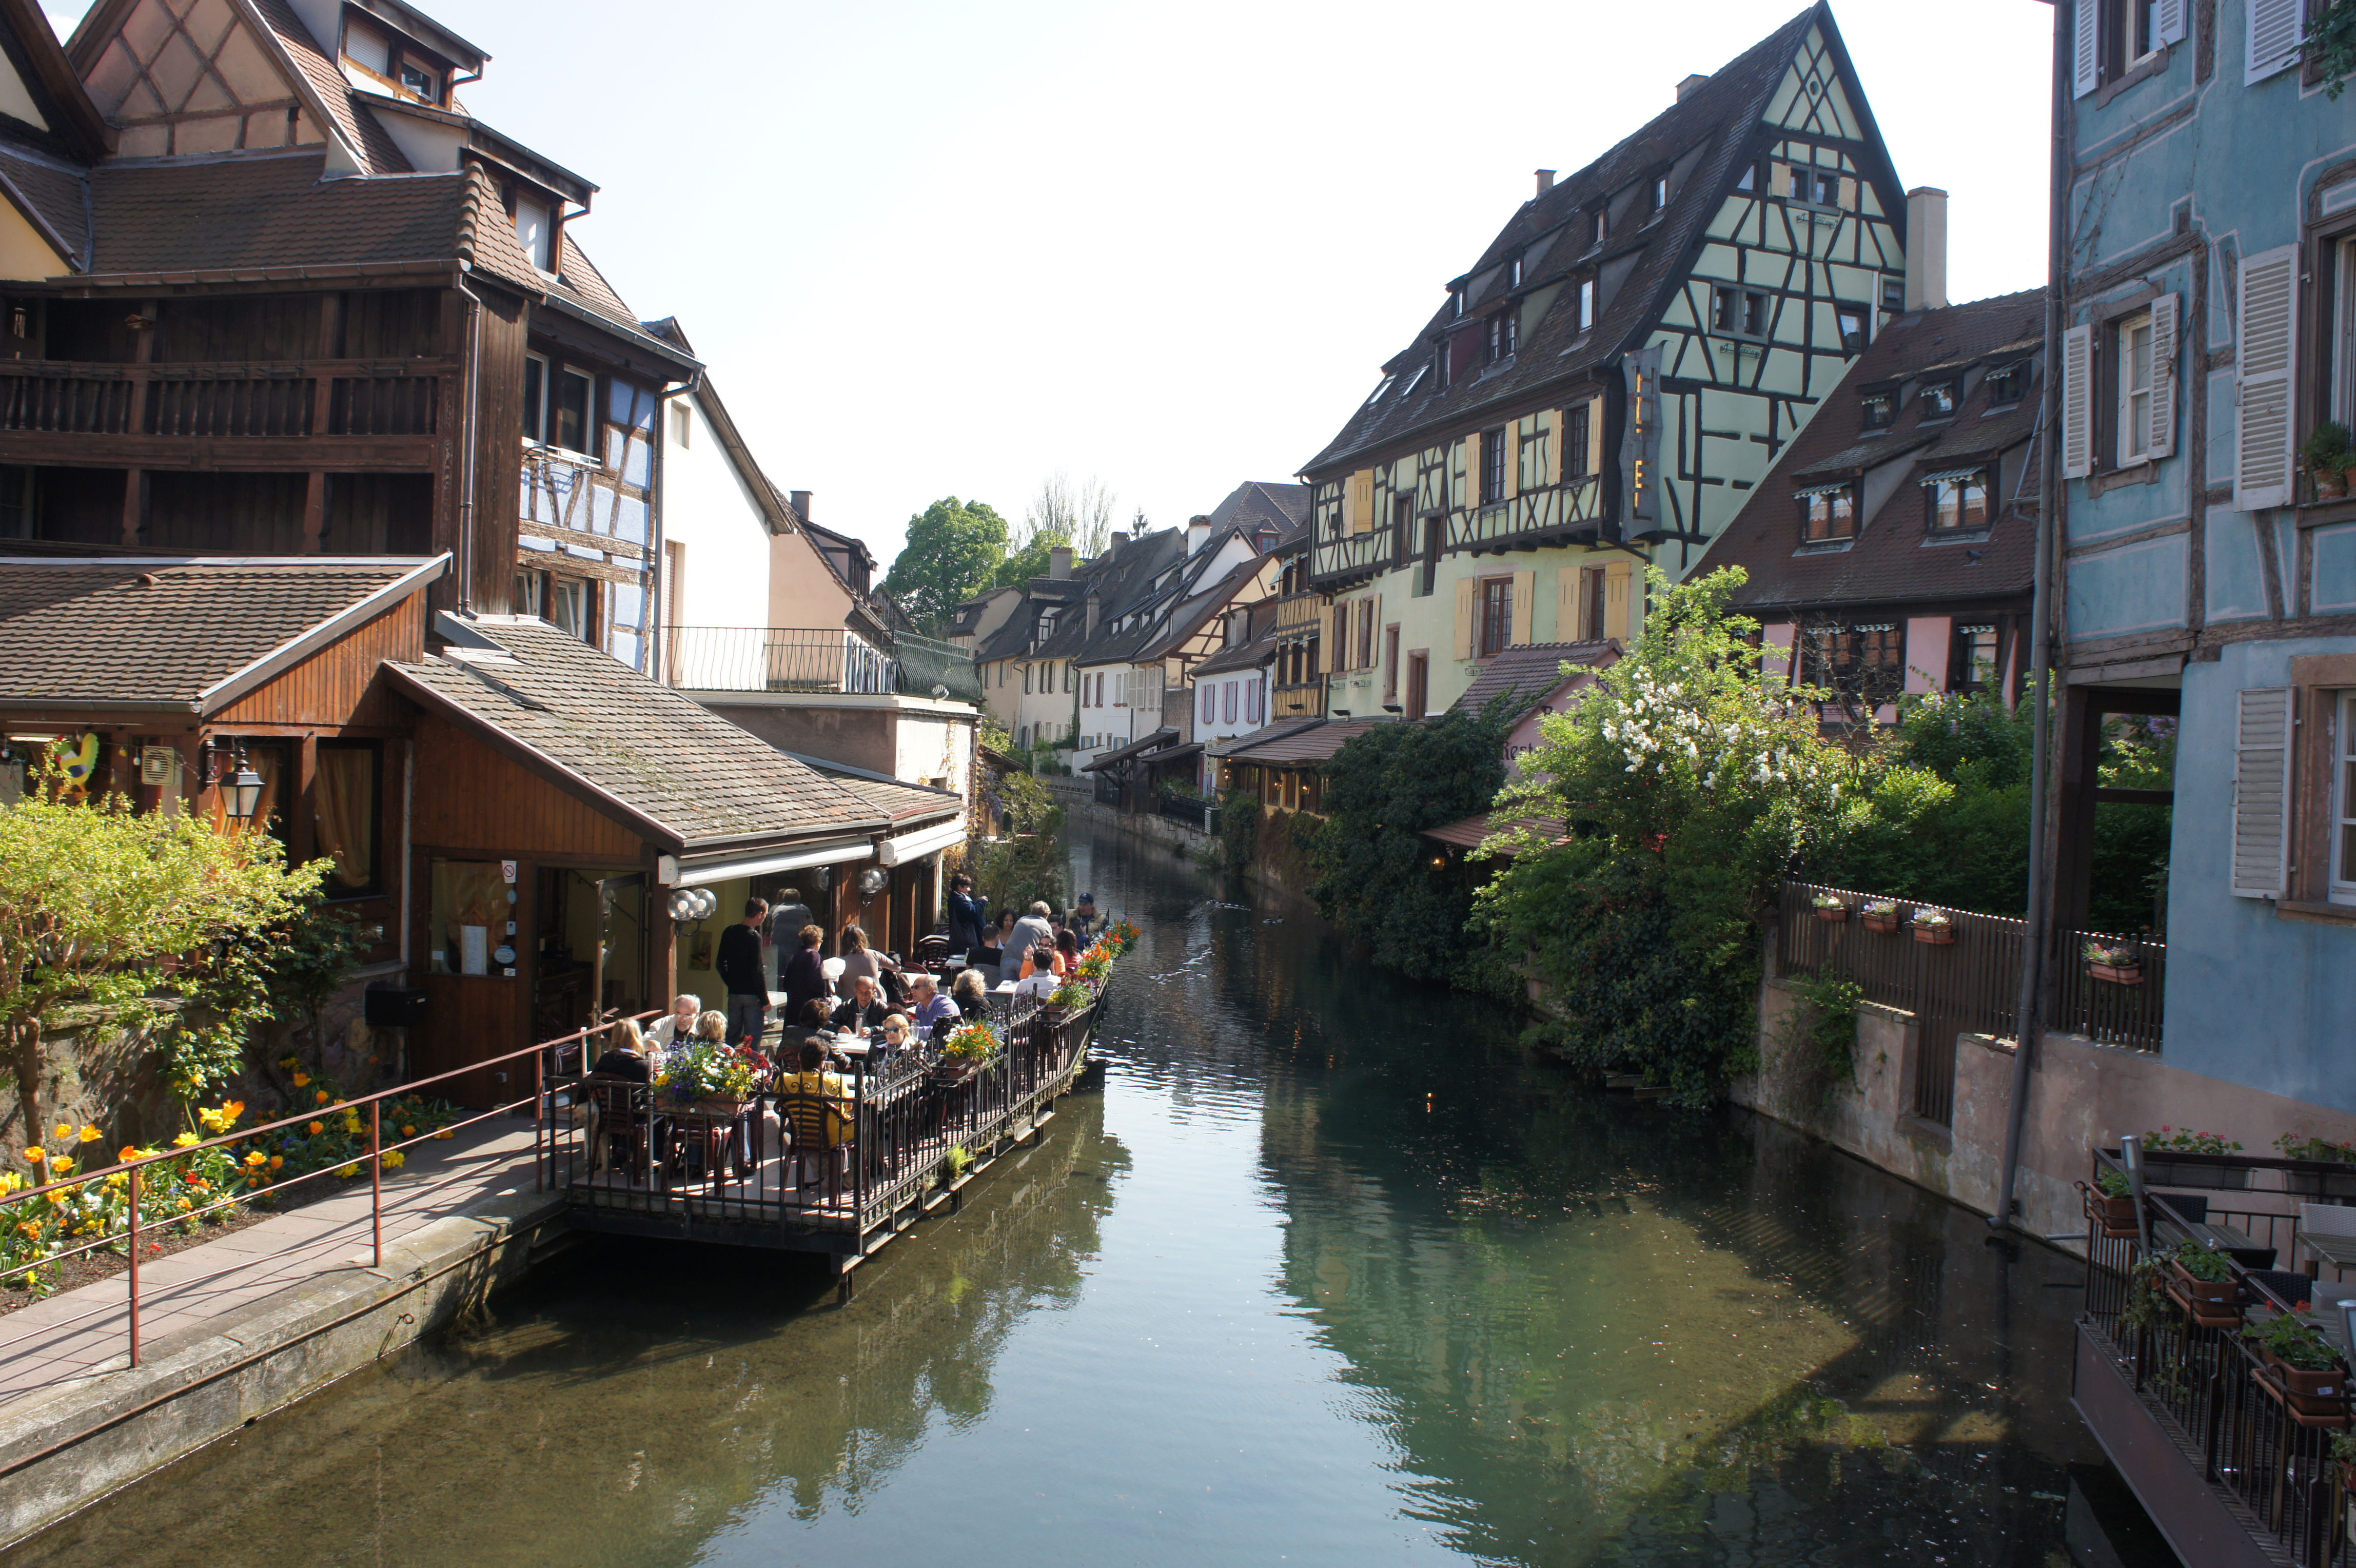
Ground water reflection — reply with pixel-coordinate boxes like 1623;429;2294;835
7;827;2103;1567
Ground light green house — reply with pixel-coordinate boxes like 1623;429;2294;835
1300;3;1922;720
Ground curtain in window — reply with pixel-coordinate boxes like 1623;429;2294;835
314;746;376;891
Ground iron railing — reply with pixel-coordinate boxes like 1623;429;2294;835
2082;1147;2356;1567
0;1011;648;1384
1154;793;1216;833
548;992;1097;1244
1778;881;2167;1111
662;625;982;704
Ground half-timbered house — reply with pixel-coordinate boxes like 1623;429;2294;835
0;0;695;669
1298;4;1913;719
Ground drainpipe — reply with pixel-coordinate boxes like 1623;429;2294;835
453;272;487;616
1992;0;2071;1236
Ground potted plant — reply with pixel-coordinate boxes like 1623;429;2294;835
1811;893;1849;924
2333;1429;2356;1495
1859;899;1902;935
2243;1313;2348;1418
2274;1132;2356;1198
935;1020;1003;1085
2165;1240;2243;1325
2141;1127;2251;1190
1910;908;1955;946
2303;421;2354;502
654;1044;765;1114
2087;1166;2139;1237
1049;979;1093;1016
2085;939;2142;986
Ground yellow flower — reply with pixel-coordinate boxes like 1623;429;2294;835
105;1171;126;1189
268;1155;284;1170
77;1124;100;1144
335;1163;359;1179
244;1151;267;1167
380;1150;405;1170
45;1190;66;1206
118;1145;141;1163
315;1090;330;1105
401;1125;416;1138
22;1146;44;1165
435;1130;454;1141
292;1073;310;1087
48;1158;73;1177
51;1123;70;1143
173;1132;200;1148
308;1121;325;1136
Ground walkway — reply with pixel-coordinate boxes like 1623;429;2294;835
0;1116;540;1402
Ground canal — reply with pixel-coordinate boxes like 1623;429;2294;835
7;826;2128;1566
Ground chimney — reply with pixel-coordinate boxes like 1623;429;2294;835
1675;73;1710;102
1049;545;1073;578
1186;514;1211;555
789;489;813;525
1534;168;1556;197
1905;187;1949;312
1084;590;1100;639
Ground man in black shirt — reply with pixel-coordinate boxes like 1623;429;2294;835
716;897;770;1046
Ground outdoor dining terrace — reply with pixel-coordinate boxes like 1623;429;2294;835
2076;1140;2356;1568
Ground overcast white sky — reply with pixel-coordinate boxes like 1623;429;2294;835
49;1;2056;571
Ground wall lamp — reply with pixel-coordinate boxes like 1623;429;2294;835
201;737;265;822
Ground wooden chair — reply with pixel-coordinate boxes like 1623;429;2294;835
583;1079;652;1185
775;1088;853;1202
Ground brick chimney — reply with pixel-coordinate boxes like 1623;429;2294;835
1186;515;1211;556
1049;545;1074;578
1905;188;1949;311
1535;168;1556;196
1675;73;1710;102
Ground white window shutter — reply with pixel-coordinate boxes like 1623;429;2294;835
2074;0;2100;97
2156;0;2188;45
2062;324;2094;479
2235;244;2299;511
2232;686;2293;897
2247;0;2303;83
2147;292;2179;460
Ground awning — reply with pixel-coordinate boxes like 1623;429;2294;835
659;837;873;887
1422;813;1570;852
1792;481;1852;499
1140;740;1204;767
1920;466;1987;485
877;817;966;866
1081;727;1181;772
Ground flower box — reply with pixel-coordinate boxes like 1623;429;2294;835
1911;923;1955;946
2089;963;2142;986
2167;1261;2242;1325
2260;1353;2349;1420
2284;1169;2356;1199
2090;1192;2139;1238
2143;1155;2251;1191
1812;905;1849;924
1860;913;1901;935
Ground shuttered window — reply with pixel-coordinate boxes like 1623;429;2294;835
2247;0;2303;83
2146;292;2178;460
2073;0;2100;96
2061;324;2094;480
2156;0;2188;46
2236;245;2299;510
2232;686;2293;898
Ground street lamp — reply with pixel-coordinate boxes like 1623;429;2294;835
202;738;265;822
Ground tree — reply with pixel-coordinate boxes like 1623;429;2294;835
1306;702;1519;985
882;497;1011;631
996;473;1117;586
970;770;1067;915
0;759;331;1139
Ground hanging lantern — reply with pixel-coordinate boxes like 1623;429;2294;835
858;867;888;897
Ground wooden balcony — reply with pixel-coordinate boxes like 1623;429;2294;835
1309;476;1608;585
0;358;448;467
1272;589;1325;632
1271;681;1324;720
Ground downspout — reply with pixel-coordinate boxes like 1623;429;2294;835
1992;0;2071;1235
454;272;487;616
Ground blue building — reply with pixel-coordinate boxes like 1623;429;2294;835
2057;0;2356;1110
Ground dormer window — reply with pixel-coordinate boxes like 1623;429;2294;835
1576;278;1596;333
1486;310;1517;362
1651;175;1670;212
1920;380;1958;420
1986;361;2028;406
1798;484;1856;543
1925;469;1990;532
512;192;556;272
1450;289;1465;319
399;58;441;103
1860;391;1895;430
1507;254;1523;288
1589;209;1607;248
1880;278;1905;311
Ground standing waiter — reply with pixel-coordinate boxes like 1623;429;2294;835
716;897;770;1046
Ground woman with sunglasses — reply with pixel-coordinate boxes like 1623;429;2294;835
870;1012;912;1068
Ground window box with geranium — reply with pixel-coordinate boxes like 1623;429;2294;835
2137;1128;2250;1190
2087;1165;2139;1238
936;1020;1003;1085
2274;1134;2356;1198
2244;1313;2348;1418
1859;899;1901;934
2084;939;2141;986
2164;1240;2243;1327
1811;893;1848;924
655;1044;767;1113
1910;908;1954;945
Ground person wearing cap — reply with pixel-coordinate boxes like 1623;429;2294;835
1071;892;1098;937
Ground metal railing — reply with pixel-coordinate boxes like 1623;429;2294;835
549;992;1097;1244
0;1012;647;1381
2082;1147;2356;1567
1777;880;2167;1099
1154;793;1216;833
662;625;982;704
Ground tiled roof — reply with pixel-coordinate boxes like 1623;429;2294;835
1204;718;1321;759
1448;641;1617;721
1079;727;1180;772
786;757;963;825
1422;812;1570;851
1695;289;2045;614
0;556;435;708
1212;718;1387;767
386;620;887;851
1191;620;1279;678
1206;481;1310;545
250;0;413;175
0;145;91;266
1303;6;1847;477
86;152;468;276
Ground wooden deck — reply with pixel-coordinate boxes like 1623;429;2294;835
543;993;1101;1297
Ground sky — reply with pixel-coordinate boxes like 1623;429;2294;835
47;1;2058;573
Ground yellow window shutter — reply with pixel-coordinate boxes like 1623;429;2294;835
1603;562;1633;642
1546;413;1563;486
1503;423;1522;499
1321;604;1339;668
1453;575;1477;660
1586;399;1605;476
1510;571;1535;646
1555;566;1578;642
1347;471;1374;535
1463;432;1481;503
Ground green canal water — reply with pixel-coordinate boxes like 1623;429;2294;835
8;827;2128;1566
